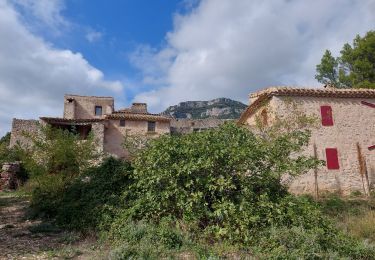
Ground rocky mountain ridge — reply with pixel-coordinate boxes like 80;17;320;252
162;98;247;119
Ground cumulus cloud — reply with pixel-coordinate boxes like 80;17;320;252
132;0;375;111
0;0;123;135
12;0;68;32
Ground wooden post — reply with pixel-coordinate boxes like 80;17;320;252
356;142;369;196
313;144;319;199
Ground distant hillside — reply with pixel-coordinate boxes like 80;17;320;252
162;98;247;119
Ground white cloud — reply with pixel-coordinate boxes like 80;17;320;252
12;0;68;32
0;0;123;136
132;0;375;112
86;29;103;43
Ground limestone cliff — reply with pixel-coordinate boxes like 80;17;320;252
162;98;246;119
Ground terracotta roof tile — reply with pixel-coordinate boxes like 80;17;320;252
40;117;105;124
106;113;171;122
238;86;375;124
249;86;375;98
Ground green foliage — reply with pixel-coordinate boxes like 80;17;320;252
20;125;100;180
30;157;133;230
107;218;219;259
252;225;375;259
55;157;133;230
121;123;320;243
0;132;20;164
315;31;375;88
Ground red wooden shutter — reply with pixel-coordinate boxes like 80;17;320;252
321;106;333;126
325;148;339;170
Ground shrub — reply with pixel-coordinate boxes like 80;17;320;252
124;123;320;242
0;132;21;164
252;225;375;259
55;157;133;230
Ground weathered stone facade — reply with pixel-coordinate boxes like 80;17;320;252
10;119;39;148
64;94;114;119
10;94;171;159
170;118;230;134
0;162;21;190
239;87;375;196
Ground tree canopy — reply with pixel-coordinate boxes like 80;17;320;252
315;31;375;88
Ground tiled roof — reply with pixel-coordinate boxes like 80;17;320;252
249;86;375;98
106;113;171;122
238;86;375;124
40;117;105;125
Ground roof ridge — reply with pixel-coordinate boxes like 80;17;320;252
249;86;375;98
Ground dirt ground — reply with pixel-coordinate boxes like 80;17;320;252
0;192;106;260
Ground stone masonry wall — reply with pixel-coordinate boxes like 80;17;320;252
9;119;40;148
170;118;228;134
245;96;375;196
64;95;114;119
104;119;170;159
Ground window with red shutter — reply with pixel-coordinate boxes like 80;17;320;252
325;148;339;170
320;106;333;126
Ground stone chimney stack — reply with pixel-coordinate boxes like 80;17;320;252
64;96;76;119
131;103;148;114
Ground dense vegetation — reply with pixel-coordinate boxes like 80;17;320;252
0;132;19;164
315;30;375;88
11;123;375;258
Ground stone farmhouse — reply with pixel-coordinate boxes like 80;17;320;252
10;94;171;159
239;86;375;196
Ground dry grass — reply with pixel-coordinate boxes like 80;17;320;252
340;211;375;243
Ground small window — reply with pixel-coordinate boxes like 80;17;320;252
95;106;102;116
148;121;156;132
320;106;333;126
325;148;339;170
120;119;126;127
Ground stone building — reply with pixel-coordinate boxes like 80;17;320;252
170;118;229;134
10;94;171;159
238;86;375;196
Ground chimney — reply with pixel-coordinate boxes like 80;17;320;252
131;103;148;114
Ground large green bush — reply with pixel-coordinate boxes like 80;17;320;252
121;123;320;242
55;157;133;230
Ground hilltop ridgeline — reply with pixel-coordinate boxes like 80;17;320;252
161;97;247;119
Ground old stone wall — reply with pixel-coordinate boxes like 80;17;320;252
64;95;114;119
92;122;105;153
246;96;375;196
170;119;229;134
104;119;170;158
0;162;21;190
9;119;40;148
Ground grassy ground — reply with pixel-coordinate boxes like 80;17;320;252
2;190;375;259
0;191;108;259
319;193;375;244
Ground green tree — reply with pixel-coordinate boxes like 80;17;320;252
19;125;100;181
315;31;375;88
124;123;320;242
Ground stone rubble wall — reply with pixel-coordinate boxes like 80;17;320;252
9;119;40;148
0;162;21;190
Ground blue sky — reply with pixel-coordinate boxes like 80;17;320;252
0;0;375;136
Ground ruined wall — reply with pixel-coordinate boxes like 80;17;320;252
104;119;170;158
64;95;114;119
9;119;40;148
170;119;229;134
256;96;375;196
